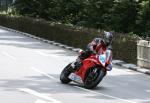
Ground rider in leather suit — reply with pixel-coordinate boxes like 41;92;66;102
71;31;113;71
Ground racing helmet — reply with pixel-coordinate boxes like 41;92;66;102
103;31;113;46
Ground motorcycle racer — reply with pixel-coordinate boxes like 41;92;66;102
71;31;113;71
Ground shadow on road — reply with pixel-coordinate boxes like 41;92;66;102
0;73;150;103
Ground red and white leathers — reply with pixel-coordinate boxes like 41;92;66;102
72;37;113;71
86;38;113;71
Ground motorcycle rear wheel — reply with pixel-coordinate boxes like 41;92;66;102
60;63;72;84
84;66;105;89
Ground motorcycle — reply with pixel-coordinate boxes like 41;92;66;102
60;49;112;89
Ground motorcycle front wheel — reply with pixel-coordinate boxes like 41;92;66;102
84;66;106;89
60;63;72;84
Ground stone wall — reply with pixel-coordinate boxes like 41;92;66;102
137;40;150;69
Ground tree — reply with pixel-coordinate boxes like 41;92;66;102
110;0;139;33
78;0;115;29
13;0;150;37
135;0;150;36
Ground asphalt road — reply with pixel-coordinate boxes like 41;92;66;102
0;28;150;103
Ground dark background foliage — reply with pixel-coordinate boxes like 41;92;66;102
10;0;150;37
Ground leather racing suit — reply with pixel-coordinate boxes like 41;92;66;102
74;38;113;71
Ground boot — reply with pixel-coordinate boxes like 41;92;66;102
71;59;82;71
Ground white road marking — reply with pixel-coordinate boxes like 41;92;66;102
1;51;16;60
35;51;59;58
146;90;150;93
30;67;58;81
18;88;62;103
36;99;51;103
30;67;139;103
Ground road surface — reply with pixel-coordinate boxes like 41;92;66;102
0;28;150;103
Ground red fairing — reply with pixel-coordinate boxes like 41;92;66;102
75;54;100;80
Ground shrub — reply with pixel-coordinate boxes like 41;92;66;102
0;14;137;64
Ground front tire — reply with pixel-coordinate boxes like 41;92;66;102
84;66;106;89
60;63;72;84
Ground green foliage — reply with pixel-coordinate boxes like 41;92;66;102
79;0;115;29
14;0;85;23
13;0;150;36
135;0;150;37
110;0;139;32
0;0;13;12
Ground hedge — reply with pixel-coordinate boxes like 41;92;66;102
0;14;137;64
